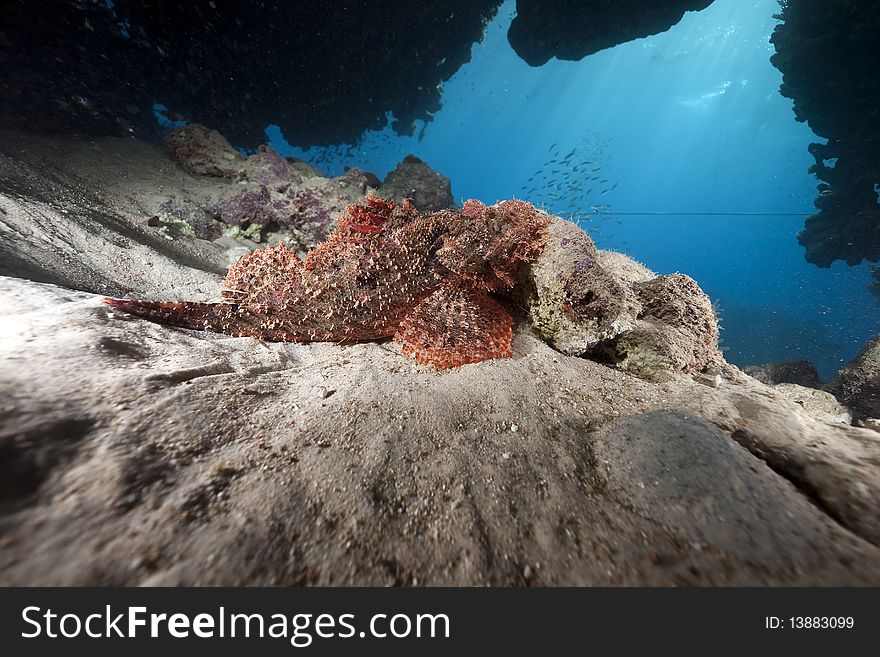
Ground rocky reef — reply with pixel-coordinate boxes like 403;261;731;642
1;130;879;585
771;0;880;268
162;125;457;249
2;1;723;148
379;155;456;212
0;1;502;147
520;218;721;382
163;125;458;248
743;360;821;387
159;124;382;249
829;335;880;423
740;348;880;427
508;0;715;66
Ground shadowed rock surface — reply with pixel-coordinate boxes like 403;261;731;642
1;1;724;148
508;0;715;66
771;0;880;268
0;131;227;298
744;360;821;387
380;155;457;212
829;335;880;423
0;1;502;146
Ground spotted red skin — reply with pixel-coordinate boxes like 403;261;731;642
104;196;549;368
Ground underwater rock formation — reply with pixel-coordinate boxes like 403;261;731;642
153;198;221;242
829;335;880;423
604;274;722;382
771;0;880;268
520;217;643;354
521;217;722;381
0;1;502;147
743;359;821;387
508;0;715;66
3;275;880;585
164;124;244;178
161;125;377;250
1;1;729;147
343;167;383;193
3;129;879;585
772;383;852;425
380;155;457;212
160;126;463;250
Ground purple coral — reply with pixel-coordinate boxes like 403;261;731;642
216;186;274;227
286;186;335;230
243;145;292;188
156;199;222;240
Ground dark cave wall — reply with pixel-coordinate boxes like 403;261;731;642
507;0;715;66
771;0;880;268
1;0;719;149
0;0;503;147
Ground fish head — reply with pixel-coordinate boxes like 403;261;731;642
434;199;551;290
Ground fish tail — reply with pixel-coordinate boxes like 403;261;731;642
103;297;230;332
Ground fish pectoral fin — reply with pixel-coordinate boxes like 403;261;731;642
222;243;303;305
393;283;513;369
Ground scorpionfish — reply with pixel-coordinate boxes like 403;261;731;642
104;196;550;368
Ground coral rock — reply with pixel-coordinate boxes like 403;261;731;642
519;216;642;355
596;273;722;382
241;144;293;188
594;249;655;286
520;217;721;381
609;273;723;380
208;167;372;250
744;360;821;387
155;199;220;241
162;127;458;253
214;184;274;228
341;167;382;194
380;154;456;212
829;335;880;423
773;383;852;425
165;123;245;178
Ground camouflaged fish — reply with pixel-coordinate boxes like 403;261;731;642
105;196;549;368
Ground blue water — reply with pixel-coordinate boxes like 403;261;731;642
264;0;878;379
